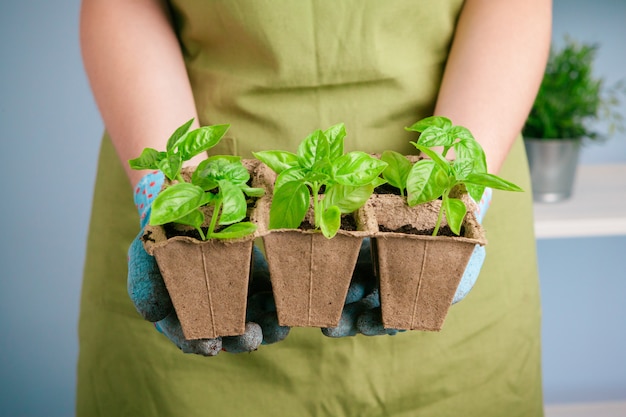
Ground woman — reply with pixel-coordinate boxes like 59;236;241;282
78;0;551;415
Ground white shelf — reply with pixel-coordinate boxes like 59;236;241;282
545;401;626;417
533;164;626;239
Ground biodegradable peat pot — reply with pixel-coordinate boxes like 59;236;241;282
369;192;486;331
260;200;378;328
142;160;266;340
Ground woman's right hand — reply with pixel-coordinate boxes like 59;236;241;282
128;171;291;355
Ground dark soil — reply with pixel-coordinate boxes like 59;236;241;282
162;215;252;240
299;214;358;232
378;224;464;237
142;230;155;243
374;183;402;195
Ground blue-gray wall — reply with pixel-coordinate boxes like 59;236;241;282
541;0;626;405
0;1;624;415
555;1;626;163
0;1;101;416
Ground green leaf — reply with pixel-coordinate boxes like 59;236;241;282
297;130;330;169
253;150;300;174
454;138;487;172
332;151;388;186
166;118;195;153
192;156;249;190
128;148;166;171
449;126;475;142
192;159;219;190
324;123;346;160
176;124;230;161
211;222;257;240
308;158;333;183
323;184;374;214
220;160;250;186
454;138;488;202
465;173;523;192
320;206;341;239
175;208;205;230
465;183;486;204
201;191;217;206
443;197;467;236
149;183;205;225
274;167;307;191
241;186;265;198
371;176;388;188
412;143;452;173
218;180;247;225
452;160;473;180
269;181;310;229
405;116;452;132
415;126;454;148
157;153;183;181
406;160;449;206
381;150;412;192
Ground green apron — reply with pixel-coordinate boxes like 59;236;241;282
77;1;543;416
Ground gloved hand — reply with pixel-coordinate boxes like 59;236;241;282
242;248;291;346
127;171;282;355
321;187;493;337
451;186;492;304
321;238;402;337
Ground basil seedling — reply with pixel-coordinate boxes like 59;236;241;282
382;116;523;236
254;123;387;238
129;120;264;240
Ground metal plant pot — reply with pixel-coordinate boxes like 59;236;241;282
524;138;581;203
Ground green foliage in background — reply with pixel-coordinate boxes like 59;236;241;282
523;36;625;141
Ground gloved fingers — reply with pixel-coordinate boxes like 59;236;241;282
321;302;362;338
249;246;273;294
246;291;276;322
246;290;290;345
450;187;491;305
321;289;382;338
345;238;377;305
222;322;263;353
251;245;269;271
156;312;222;356
356;308;401;336
134;171;165;229
128;232;173;322
474;187;493;225
357;237;372;263
452;244;486;304
256;311;290;344
345;280;367;305
360;288;381;310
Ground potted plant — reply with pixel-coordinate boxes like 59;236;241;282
523;36;626;202
129;119;266;340
253;123;387;327
370;116;522;331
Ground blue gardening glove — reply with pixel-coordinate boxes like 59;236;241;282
321;238;402;337
452;187;492;304
244;249;292;345
127;171;273;355
128;171;172;323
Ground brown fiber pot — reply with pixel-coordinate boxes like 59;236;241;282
368;192;486;331
142;160;267;340
258;194;377;328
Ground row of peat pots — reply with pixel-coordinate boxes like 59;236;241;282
142;160;486;340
